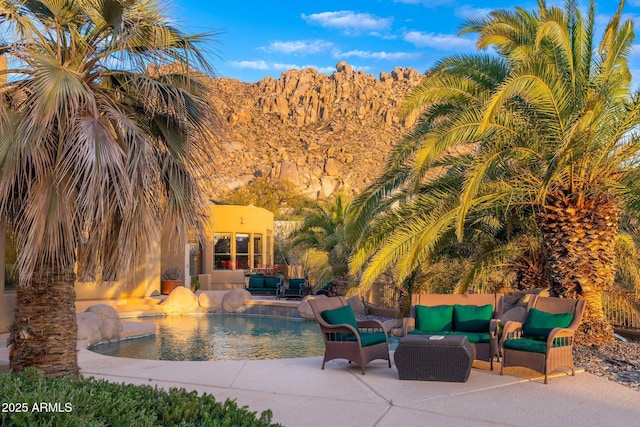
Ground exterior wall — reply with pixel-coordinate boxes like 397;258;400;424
1;218;15;332
0;292;16;334
74;238;161;300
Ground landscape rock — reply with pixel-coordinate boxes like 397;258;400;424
85;304;122;341
198;291;227;311
222;288;251;312
76;312;102;346
501;306;527;324
346;295;366;316
383;318;402;336
298;294;327;319
162;287;201;315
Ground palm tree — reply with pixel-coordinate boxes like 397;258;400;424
348;0;640;344
0;0;217;376
289;195;351;291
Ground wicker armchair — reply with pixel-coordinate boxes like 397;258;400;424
308;296;391;375
500;296;586;384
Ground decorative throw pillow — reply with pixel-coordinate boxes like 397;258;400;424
321;305;359;331
415;305;453;332
523;308;573;340
453;304;493;332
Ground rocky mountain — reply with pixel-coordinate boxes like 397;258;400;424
208;61;425;199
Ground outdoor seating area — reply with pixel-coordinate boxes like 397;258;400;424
402;293;503;370
308;294;589;385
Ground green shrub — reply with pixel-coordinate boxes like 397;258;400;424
1;368;281;426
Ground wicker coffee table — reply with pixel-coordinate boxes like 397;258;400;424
394;335;474;382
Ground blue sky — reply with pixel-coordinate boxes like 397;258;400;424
171;0;640;84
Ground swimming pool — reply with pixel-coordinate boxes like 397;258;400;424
90;314;327;361
90;314;398;361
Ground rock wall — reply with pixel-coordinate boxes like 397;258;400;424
208;61;424;199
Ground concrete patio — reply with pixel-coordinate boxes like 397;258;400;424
2;325;638;427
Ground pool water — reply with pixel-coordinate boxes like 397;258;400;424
90;314;398;361
90;314;326;361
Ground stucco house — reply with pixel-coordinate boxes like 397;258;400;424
0;204;274;332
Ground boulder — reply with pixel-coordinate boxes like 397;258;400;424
383;318;403;337
85;304;122;342
162;287;201;315
76;312;102;346
222;288;251;312
198;291;227;311
346;295;366;316
298;294;327;319
501;306;527;324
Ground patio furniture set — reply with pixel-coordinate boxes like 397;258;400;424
309;293;585;384
245;275;312;299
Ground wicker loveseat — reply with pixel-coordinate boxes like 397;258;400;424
403;293;504;369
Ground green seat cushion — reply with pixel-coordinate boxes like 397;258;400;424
248;278;264;289
321;305;359;331
407;330;451;335
415;305;453;332
523;308;573;340
449;331;491;343
286;279;305;291
289;279;305;289
359;332;387;347
504;338;548;354
263;277;281;289
453;304;493;332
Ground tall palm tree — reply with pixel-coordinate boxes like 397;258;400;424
0;0;217;376
289;195;351;290
348;0;640;344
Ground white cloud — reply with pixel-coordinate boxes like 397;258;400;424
393;0;455;7
262;40;334;55
229;60;335;75
228;60;270;70
302;11;392;35
404;31;476;51
336;50;419;61
455;5;493;21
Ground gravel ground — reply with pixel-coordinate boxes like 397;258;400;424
573;340;640;391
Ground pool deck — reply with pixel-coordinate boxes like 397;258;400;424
1;301;639;426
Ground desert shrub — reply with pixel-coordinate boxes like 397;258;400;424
0;368;280;426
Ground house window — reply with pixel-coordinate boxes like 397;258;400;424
266;231;272;266
213;233;232;269
235;233;250;270
253;234;263;267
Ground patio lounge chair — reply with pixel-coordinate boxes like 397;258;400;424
308;296;391;375
500;295;585;384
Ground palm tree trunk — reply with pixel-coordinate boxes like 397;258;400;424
9;265;78;377
538;190;618;344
